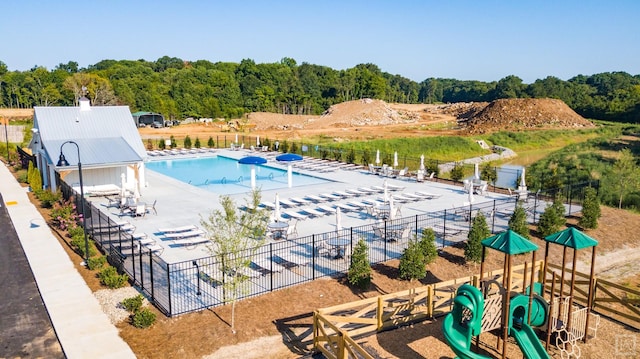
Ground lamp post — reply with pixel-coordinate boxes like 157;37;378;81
57;141;89;266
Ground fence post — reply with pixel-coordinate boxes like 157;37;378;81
270;243;274;291
383;221;388;262
165;261;170;316
443;209;448;248
312;234;316;280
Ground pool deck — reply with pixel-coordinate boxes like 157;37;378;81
90;149;517;264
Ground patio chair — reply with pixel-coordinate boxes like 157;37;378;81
286;219;299;238
145;200;157;215
315;240;335;257
416;170;425;182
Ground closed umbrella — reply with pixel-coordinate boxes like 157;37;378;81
274;193;281;221
393;151;398;168
520;167;526;188
336;207;342;231
375;150;381;165
383;179;389;203
133;179;141;201
468;185;475;203
474;162;480;180
420;154;425;171
256;135;260;147
235;133;238;144
120;173;127;207
389;196;396;220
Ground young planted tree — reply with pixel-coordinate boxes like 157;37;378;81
207;136;215;148
418;228;438;266
579;187;601;230
465;212;490;264
537;197;567;237
481;163;498;185
450;162;464;182
508;203;530;240
200;189;268;334
194;137;201;149
183;135;192;149
347;239;372;289
608;148;640;209
399;240;425;281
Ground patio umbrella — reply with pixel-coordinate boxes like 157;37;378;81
383;179;389;203
133;178;141;201
474;162;480;180
336;207;342;231
120;173;127;207
393;151;398;168
389;196;396;220
519;167;526;188
375;150;380;165
420;154;425;171
256;135;260;147
235;133;238;144
468;185;475;203
238;156;267;190
276;153;303;188
274;193;281;221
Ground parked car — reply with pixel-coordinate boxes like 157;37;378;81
152;121;163;128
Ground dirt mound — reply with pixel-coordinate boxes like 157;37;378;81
463;98;594;134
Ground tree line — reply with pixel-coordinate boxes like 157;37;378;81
0;56;638;123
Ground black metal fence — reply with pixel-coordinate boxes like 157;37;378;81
57;178;597;316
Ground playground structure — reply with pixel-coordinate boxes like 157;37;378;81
441;227;600;359
312;227;638;359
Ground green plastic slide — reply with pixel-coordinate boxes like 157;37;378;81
442;314;492;359
510;322;551;359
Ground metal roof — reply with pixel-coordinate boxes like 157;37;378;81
33;105;146;167
481;229;538;255
544;227;598;249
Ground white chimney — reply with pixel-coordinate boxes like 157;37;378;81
79;96;91;111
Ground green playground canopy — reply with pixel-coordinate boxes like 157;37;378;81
544;227;598;249
482;229;539;255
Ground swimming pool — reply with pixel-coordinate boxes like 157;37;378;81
146;156;332;195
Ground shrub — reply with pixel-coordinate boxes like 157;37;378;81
98;266;129;289
146;139;153;150
290;141;298;154
419;228;439;265
332;150;342;162
539;197;567;237
579;187;601;229
70;232;97;258
67;224;84;238
450;162;464;182
280;140;289;153
426;159;440;177
87;255;107;270
28;164;43;192
361;151;371;165
16;169;28;183
158;139;166;150
207;137;215;148
509;204;530;239
169;135;177;148
36;190;61;208
132;308;156;328
320;148;329;159
183;135;192;149
51;199;77;230
399;241;425;281
465;213;490;264
347;239;371;289
122;294;144;313
481;163;498;185
194;137;201;148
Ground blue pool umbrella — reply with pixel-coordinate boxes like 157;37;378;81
276;153;303;188
238;156;267;189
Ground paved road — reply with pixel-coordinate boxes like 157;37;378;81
0;193;64;358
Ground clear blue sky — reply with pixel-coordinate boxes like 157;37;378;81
3;0;639;83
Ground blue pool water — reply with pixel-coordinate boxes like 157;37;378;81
146;156;332;195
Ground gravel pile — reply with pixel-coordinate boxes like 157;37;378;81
93;287;145;325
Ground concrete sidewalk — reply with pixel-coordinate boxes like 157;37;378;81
0;163;135;359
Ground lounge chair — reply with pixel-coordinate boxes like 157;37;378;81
172;236;209;247
260;201;277;210
357;187;379;194
345;188;367;196
319;193;341;201
305;194;326;203
278;198;297;207
334;202;359;212
402;193;425;201
275;253;310;267
283;211;307;220
415;191;442;199
300;207;325;217
317;205;337;214
163;228;205;239
159;224;198;233
346;200;371;209
253;258;286;274
387;183;405;191
333;190;354;198
289;197;311;206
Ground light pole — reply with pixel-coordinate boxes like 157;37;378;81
57;141;89;266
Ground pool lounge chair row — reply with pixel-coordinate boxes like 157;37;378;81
147;147;215;156
158;225;209;248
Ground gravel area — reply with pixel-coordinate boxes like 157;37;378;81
94;287;145;325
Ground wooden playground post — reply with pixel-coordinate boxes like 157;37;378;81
583;245;597;343
501;255;513;359
527;251;536;325
545;272;557;350
567;249;578;334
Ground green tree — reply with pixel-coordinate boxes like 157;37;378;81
579;187;601;229
418;228;438;266
608;149;640;209
450;162;464;182
347;239;372;289
465;213;490;264
183;135;192;149
194;137;201;148
508;204;530;240
481;163;498;185
200;189;268;333
537;197;567;237
399;241;425;281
